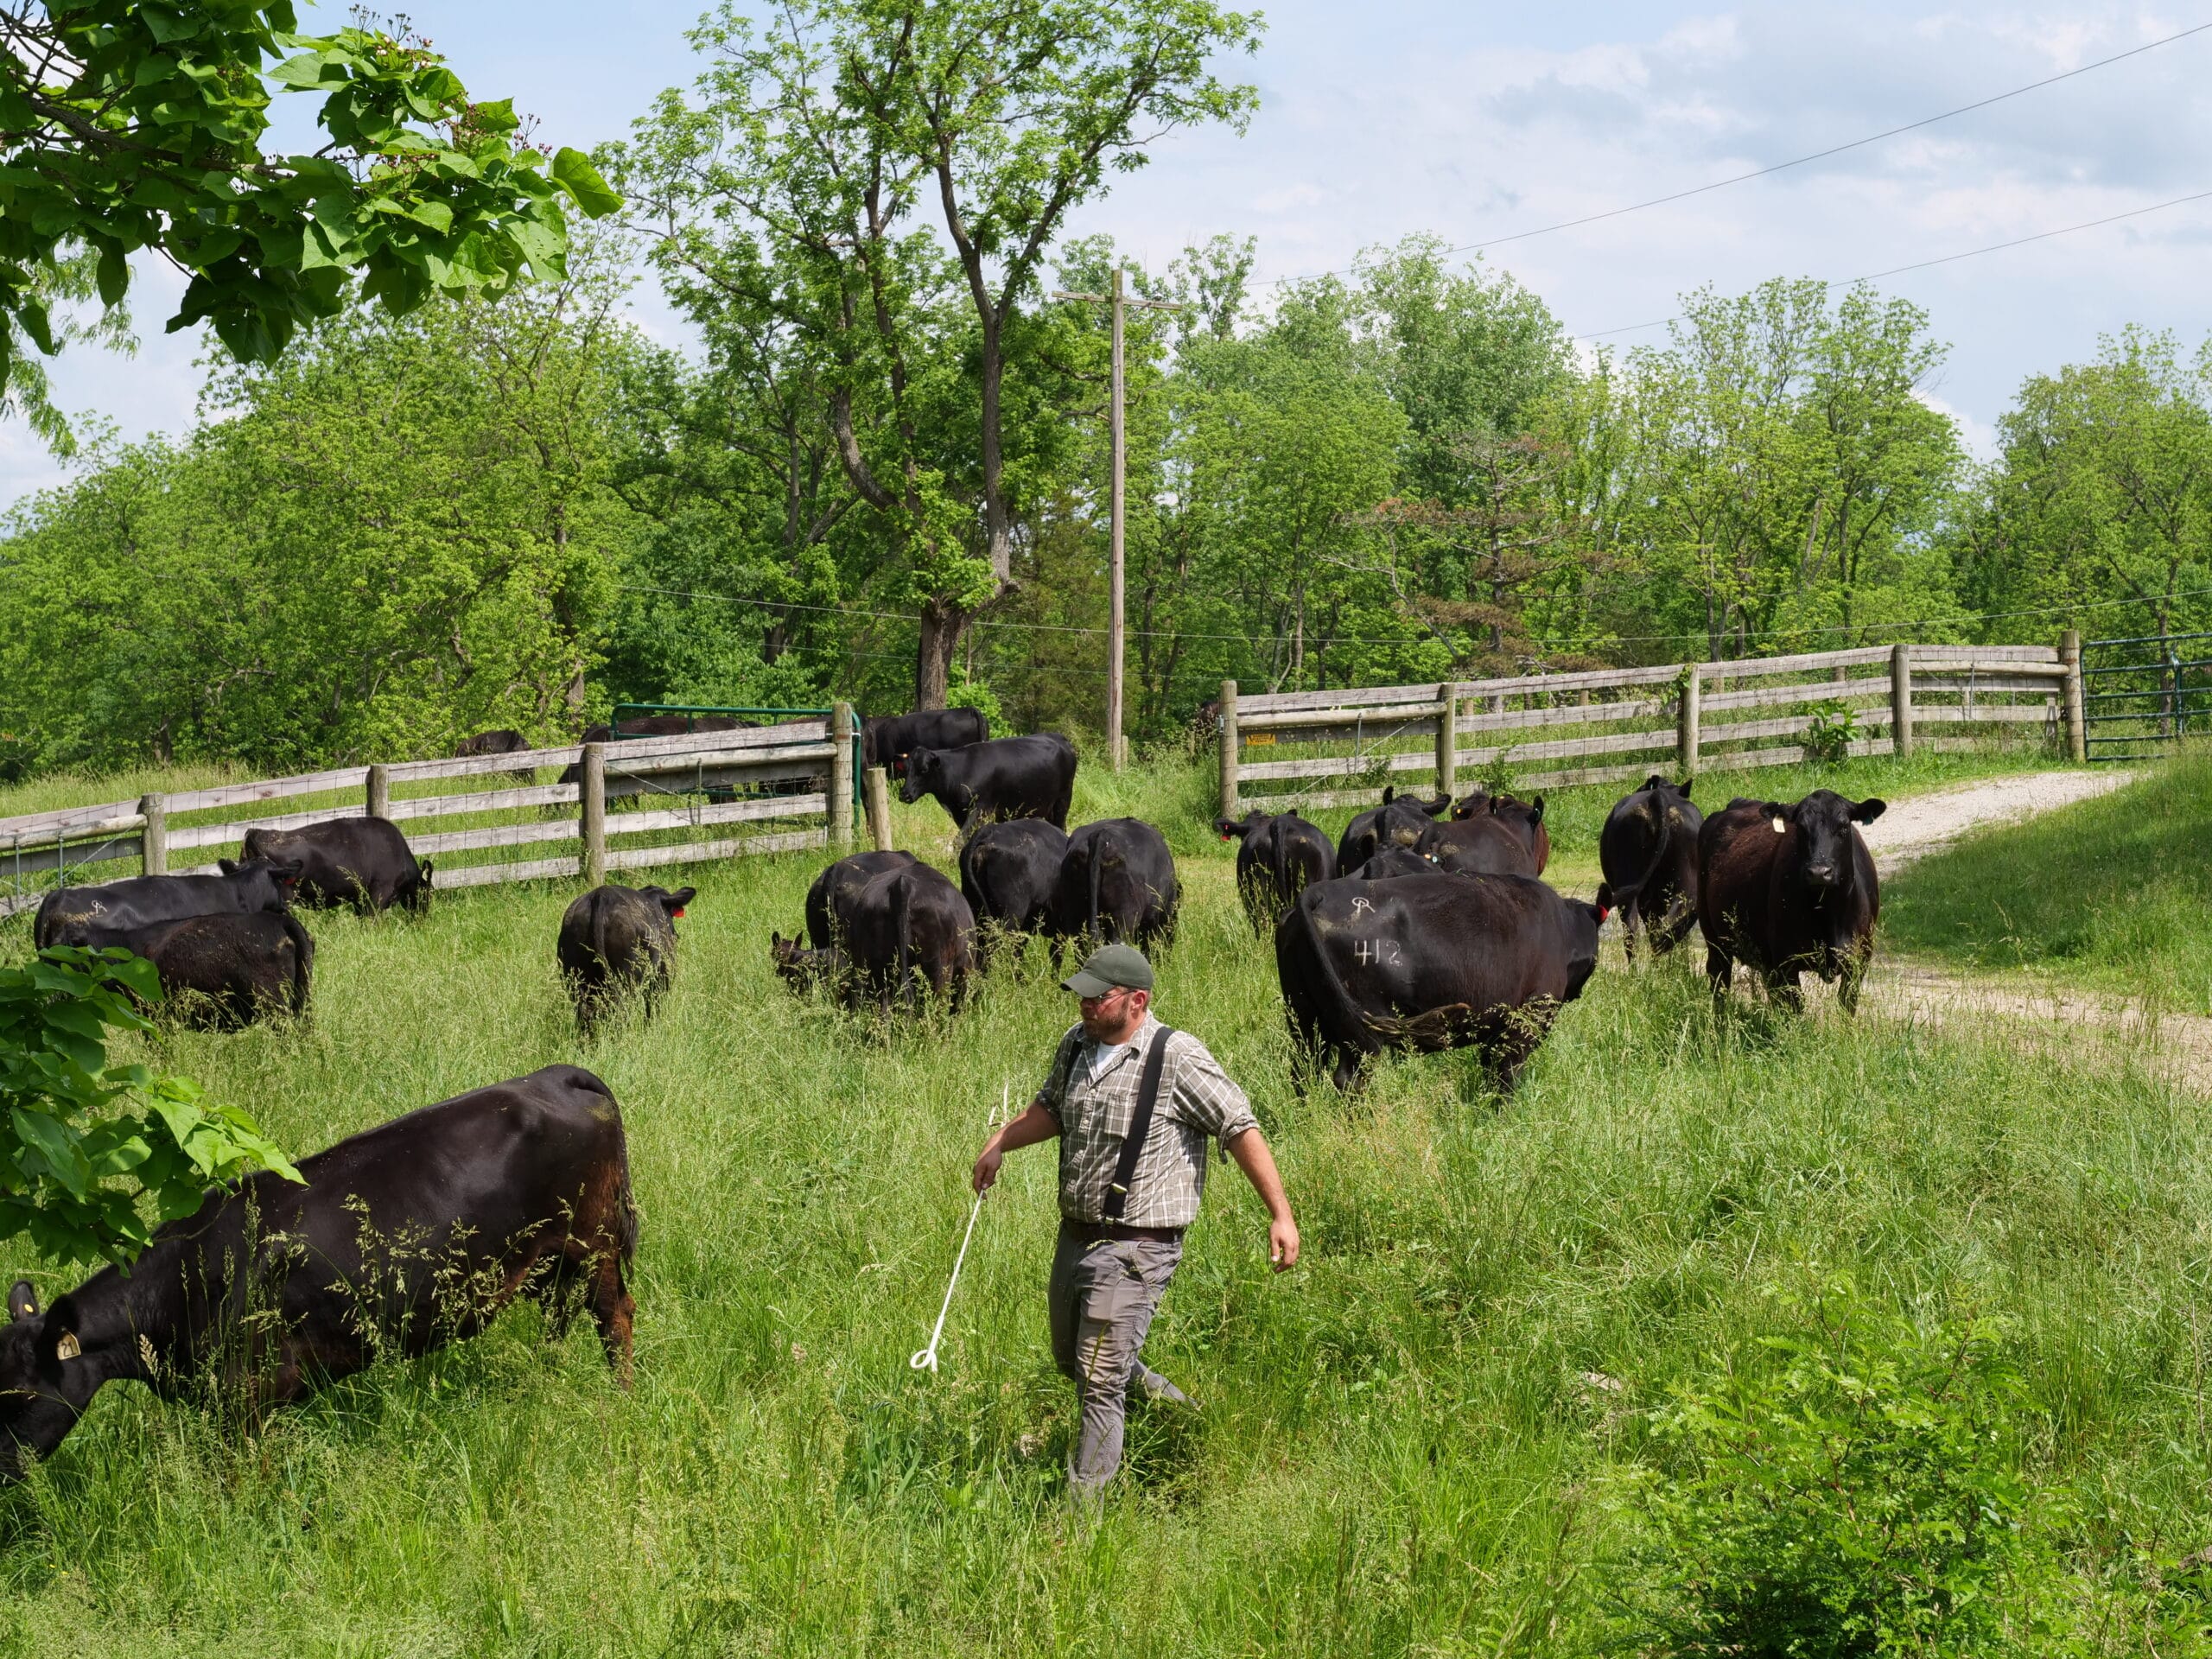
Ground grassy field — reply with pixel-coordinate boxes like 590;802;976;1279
0;749;2206;1655
1883;750;2212;1008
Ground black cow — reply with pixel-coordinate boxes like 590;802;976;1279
1051;818;1179;954
1335;788;1451;874
772;861;976;1014
804;850;921;949
1215;808;1335;933
0;1065;638;1479
557;715;753;788
1355;846;1440;879
1417;795;1548;877
453;728;529;758
959;820;1069;955
863;708;989;777
557;884;695;1032
70;912;314;1029
1597;776;1704;958
899;734;1077;831
1698;789;1886;1012
1276;873;1604;1092
34;859;301;950
242;818;432;915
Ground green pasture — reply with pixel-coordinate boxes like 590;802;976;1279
1883;750;2212;1008
0;752;2205;1654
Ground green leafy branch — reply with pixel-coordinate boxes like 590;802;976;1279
0;947;300;1268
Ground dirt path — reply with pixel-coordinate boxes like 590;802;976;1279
1858;767;2134;874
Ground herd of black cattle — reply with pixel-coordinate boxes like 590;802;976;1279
0;710;1887;1481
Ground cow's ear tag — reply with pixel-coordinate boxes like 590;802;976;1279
54;1332;79;1362
671;908;685;918
1770;817;1787;835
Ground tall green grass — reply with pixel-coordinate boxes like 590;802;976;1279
0;754;2201;1653
1884;752;2212;1006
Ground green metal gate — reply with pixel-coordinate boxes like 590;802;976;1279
2081;632;2212;762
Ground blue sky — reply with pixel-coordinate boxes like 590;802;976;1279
6;1;2209;503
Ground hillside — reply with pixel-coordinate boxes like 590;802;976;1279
0;753;2203;1654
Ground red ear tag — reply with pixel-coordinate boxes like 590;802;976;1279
671;907;686;918
1598;906;1609;922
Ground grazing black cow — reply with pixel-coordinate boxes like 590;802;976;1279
1597;776;1704;959
863;708;989;777
772;861;976;1014
959;820;1069;953
1051;818;1179;955
0;1065;638;1479
899;734;1077;831
34;859;301;950
453;728;529;758
1215;808;1335;933
1189;700;1223;743
1355;846;1440;879
1698;789;1886;1012
1418;795;1548;877
242;818;432;915
804;849;921;949
70;912;315;1029
1335;788;1451;874
1275;873;1604;1091
557;884;696;1032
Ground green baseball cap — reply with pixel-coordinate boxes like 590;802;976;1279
1061;942;1154;997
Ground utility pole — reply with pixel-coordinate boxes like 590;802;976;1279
1053;268;1179;770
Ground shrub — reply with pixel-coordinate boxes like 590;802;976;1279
1612;1275;2038;1657
1806;701;1860;766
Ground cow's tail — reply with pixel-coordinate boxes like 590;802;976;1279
1604;802;1674;919
283;913;315;1016
1087;834;1105;944
1289;888;1404;1051
893;871;915;1002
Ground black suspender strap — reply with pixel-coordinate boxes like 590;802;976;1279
1102;1025;1176;1221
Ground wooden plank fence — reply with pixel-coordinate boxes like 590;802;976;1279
1218;636;2088;817
0;709;861;920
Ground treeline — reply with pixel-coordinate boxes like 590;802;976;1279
3;10;2209;779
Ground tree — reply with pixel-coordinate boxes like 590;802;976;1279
626;0;1261;707
0;4;618;442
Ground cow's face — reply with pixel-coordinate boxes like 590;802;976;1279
1450;789;1491;821
0;1282;96;1479
770;931;838;990
899;750;944;805
1778;790;1885;890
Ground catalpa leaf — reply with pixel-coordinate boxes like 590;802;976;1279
550;148;620;219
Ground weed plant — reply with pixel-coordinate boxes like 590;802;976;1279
0;753;2198;1654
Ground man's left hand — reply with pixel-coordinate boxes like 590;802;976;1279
1268;1215;1300;1271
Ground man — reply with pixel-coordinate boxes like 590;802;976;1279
972;941;1299;1502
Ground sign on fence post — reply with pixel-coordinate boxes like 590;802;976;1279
138;794;166;876
2060;630;2087;762
829;702;855;849
580;742;607;886
1891;645;1915;759
1217;680;1240;819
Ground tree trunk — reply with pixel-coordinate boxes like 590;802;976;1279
916;598;963;710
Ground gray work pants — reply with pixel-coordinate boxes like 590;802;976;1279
1047;1223;1185;1497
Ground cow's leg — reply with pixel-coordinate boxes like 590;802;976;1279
1705;945;1733;1008
1767;969;1803;1013
1330;1044;1365;1093
1838;951;1869;1015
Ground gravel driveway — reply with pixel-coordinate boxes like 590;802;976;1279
1858;768;2135;874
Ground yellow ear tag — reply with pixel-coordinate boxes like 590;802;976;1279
54;1332;79;1362
1771;817;1787;835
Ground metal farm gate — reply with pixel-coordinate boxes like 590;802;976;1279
2081;632;2212;762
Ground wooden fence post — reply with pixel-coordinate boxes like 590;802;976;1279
365;763;390;821
829;702;855;849
2060;629;2087;762
1676;667;1700;776
580;742;606;886
1891;644;1915;759
1217;679;1239;820
138;793;167;876
1434;682;1458;802
864;766;894;851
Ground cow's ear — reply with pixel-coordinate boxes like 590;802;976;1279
1851;798;1887;824
7;1281;36;1324
1213;817;1247;841
1382;785;1396;804
1678;778;1693;798
666;887;696;913
417;859;435;885
38;1295;80;1373
1529;796;1545;822
218;858;238;875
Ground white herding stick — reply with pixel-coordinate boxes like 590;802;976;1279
911;1084;1007;1375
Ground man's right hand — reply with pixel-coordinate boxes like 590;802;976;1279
971;1140;1003;1195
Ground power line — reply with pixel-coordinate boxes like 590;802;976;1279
1249;21;2212;291
1576;185;2212;341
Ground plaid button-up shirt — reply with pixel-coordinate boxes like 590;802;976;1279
1036;1016;1259;1230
